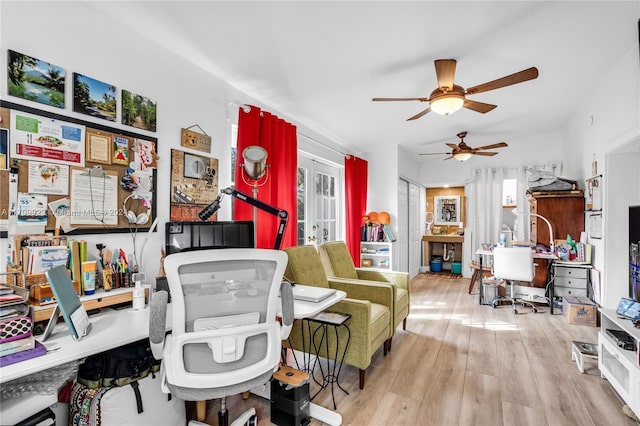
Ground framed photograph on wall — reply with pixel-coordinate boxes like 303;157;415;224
7;50;66;109
73;73;116;122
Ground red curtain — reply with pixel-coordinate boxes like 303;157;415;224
235;106;297;249
344;155;368;266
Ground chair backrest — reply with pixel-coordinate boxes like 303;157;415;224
162;248;288;390
318;241;359;279
492;246;535;282
283;245;331;288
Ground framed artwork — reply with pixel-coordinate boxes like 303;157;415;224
121;89;157;132
73;73;116;122
589;212;602;239
86;129;112;164
181;127;211;153
7;50;66;108
183;153;209;179
434;195;460;225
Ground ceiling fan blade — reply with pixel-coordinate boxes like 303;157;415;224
406;107;431;121
372;97;429;102
466;67;539;95
473;142;508;151
473;151;499;156
445;143;459;150
463;99;497;113
434;59;456;91
419;152;449;156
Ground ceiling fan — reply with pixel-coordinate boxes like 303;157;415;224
420;131;508;161
372;59;538;120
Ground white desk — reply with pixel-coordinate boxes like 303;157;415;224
475;248;557;308
1;287;346;425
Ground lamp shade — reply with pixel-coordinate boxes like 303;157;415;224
242;146;267;180
430;95;464;115
453;152;472;162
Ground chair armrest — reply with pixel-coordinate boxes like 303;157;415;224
355;269;410;290
322;298;373;355
149;290;168;359
327;277;393;308
279;281;294;340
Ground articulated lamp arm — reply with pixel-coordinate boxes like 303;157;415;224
198;186;289;250
512;208;554;253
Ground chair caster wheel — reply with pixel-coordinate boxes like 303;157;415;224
248;415;257;426
513;308;518;314
532;308;538;313
492;302;498;309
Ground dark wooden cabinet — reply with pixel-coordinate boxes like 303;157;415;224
529;193;585;287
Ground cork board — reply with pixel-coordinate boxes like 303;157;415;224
0;101;157;236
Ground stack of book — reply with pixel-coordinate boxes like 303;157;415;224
0;284;46;367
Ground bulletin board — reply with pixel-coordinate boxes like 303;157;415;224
0;100;157;236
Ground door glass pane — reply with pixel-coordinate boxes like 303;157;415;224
297;167;306;246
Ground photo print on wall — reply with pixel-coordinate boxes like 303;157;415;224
7;50;66;108
121;90;157;132
73;73;116;122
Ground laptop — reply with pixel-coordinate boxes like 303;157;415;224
291;285;336;303
616;297;640;320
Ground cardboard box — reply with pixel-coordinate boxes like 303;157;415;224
30;278;81;306
563;296;598;327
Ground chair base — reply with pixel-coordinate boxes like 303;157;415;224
491;297;539;314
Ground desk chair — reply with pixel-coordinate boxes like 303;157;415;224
149;249;294;426
491;246;539;314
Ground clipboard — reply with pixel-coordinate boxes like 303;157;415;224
43;265;91;341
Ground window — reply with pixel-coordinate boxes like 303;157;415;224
503;178;517;206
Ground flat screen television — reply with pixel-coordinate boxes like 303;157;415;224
630;206;640;301
165;221;255;255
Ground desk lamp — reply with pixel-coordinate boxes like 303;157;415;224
512;208;554;253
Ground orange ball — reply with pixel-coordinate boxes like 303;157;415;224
367;211;379;224
378;211;391;225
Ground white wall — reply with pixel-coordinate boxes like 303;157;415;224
565;35;640;309
0;1;345;279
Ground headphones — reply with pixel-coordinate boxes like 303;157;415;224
122;195;150;225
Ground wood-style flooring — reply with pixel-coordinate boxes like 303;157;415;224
195;274;638;426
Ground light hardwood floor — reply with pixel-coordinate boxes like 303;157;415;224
196;274;637;426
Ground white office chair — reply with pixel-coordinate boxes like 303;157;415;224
491;246;539;314
149;249;294;426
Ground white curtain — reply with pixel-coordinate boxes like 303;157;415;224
467;168;505;255
514;165;529;241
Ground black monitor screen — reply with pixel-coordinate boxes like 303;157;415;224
165;221;255;255
630;206;640;245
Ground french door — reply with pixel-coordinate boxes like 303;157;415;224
297;155;341;246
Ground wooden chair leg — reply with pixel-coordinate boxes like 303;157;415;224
387;336;393;352
359;369;366;389
196;400;207;422
242;391;250;399
402;317;407;330
469;269;479;294
383;339;388;356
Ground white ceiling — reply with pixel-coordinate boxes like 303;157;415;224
99;1;638;160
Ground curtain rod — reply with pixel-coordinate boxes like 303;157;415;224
229;100;351;158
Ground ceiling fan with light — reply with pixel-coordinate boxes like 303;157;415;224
420;131;508;161
372;59;538;120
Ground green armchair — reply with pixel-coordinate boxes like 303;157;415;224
283;245;393;389
318;241;411;346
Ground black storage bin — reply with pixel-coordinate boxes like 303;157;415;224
270;379;310;426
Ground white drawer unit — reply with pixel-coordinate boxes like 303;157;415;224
553;263;591;300
598;309;640;419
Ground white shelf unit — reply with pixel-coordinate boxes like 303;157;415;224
598;309;639;419
360;241;392;271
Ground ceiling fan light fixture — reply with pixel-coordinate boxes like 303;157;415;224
453;152;472;162
430;93;464;115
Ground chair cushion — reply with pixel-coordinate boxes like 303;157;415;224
319;242;359;279
284;246;331;288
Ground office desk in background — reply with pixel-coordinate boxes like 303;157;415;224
475;248;558;308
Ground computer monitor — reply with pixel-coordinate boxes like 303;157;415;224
165;221;255;255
